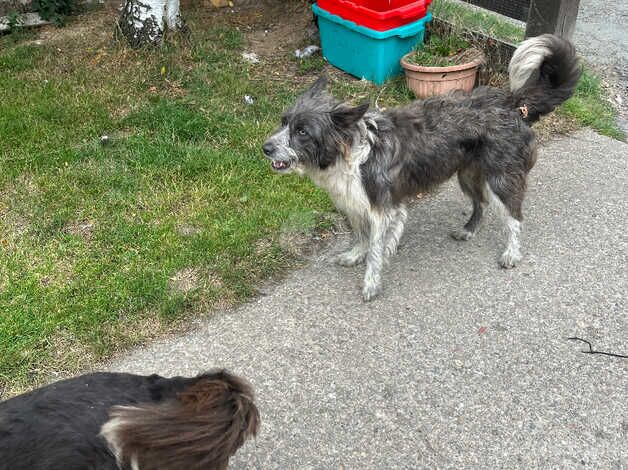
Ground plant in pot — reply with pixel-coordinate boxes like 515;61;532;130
400;33;484;98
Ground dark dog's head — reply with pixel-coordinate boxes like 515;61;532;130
262;76;370;174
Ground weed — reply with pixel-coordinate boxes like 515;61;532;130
296;55;327;74
406;34;476;67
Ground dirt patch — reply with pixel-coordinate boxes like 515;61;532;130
63;220;95;240
278;211;342;258
24;2;116;46
210;0;324;85
39;259;75;288
533;112;580;145
177;224;202;236
169;267;201;293
169;267;224;294
245;3;314;58
0;174;37;239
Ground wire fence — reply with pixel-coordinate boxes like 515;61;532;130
460;0;530;21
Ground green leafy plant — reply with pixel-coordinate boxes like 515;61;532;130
406;34;479;67
32;0;78;25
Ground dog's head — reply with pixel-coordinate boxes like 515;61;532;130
262;76;370;174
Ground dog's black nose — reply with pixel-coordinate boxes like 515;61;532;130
262;142;275;156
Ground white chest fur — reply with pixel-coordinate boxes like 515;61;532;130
304;133;373;224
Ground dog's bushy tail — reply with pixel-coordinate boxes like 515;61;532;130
100;370;260;470
508;34;581;123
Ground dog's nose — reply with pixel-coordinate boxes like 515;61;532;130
262;141;275;156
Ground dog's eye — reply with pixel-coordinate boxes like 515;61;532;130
281;116;288;126
297;128;307;136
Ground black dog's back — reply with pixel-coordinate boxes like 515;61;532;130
0;372;188;470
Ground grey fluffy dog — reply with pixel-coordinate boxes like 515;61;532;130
262;34;581;301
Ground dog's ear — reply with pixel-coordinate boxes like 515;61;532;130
303;75;328;97
330;101;369;128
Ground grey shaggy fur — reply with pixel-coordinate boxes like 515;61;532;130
262;34;581;301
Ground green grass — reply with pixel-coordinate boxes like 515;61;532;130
296;55;327;74
0;6;423;394
0;14;339;393
430;0;525;43
559;70;625;140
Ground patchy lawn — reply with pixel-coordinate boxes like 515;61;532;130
0;2;415;395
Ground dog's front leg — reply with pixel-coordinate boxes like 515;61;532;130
362;209;390;302
335;214;369;266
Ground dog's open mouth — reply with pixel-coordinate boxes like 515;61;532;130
271;160;291;171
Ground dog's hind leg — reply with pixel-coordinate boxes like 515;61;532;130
451;168;487;241
384;204;407;257
362;209;391;302
486;177;525;268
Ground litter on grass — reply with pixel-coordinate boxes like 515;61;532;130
295;45;320;58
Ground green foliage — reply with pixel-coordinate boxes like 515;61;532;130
32;0;78;25
0;21;335;392
560;70;625;140
407;34;471;67
296;55;327;74
6;11;24;31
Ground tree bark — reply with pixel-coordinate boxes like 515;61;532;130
118;0;185;47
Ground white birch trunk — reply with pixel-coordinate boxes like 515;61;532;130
119;0;184;47
165;0;182;29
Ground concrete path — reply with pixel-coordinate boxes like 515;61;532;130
110;130;627;469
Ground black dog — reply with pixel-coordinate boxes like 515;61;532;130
0;370;259;470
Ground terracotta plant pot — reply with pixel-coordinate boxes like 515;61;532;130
400;51;483;98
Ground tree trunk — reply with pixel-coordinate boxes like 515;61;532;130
118;0;185;47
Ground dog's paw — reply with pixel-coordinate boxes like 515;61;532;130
499;249;522;269
335;250;366;267
450;229;474;241
362;282;382;302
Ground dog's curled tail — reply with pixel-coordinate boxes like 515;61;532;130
508;34;581;123
100;370;260;470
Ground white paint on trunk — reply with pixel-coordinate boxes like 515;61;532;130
165;0;181;29
121;0;181;45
